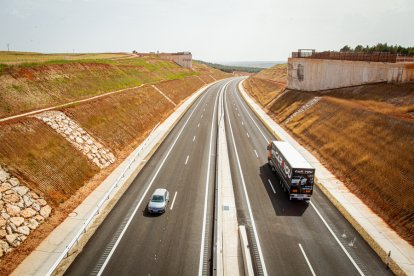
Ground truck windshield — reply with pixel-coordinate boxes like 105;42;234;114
151;195;164;202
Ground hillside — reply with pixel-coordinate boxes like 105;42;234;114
0;52;229;273
243;64;414;246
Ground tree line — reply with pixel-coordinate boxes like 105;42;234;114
340;43;414;55
195;60;262;73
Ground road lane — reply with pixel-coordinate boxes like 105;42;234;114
224;78;392;275
66;79;230;276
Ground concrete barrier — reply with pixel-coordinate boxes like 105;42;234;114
239;225;254;276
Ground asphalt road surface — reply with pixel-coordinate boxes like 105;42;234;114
66;78;392;276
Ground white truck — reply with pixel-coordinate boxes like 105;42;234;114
267;141;315;200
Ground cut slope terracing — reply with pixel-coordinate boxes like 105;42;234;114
0;52;229;274
243;65;414;246
0;53;216;119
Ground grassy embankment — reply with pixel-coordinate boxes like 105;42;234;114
243;64;414;245
0;52;229;274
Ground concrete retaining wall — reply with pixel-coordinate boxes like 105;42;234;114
288;58;414;91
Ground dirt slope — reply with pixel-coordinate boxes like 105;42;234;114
243;65;414;245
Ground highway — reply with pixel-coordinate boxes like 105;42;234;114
66;78;392;276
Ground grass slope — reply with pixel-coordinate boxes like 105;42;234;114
0;55;224;119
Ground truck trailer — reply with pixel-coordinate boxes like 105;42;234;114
267;141;315;200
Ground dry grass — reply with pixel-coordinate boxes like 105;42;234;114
243;77;286;106
155;76;205;104
64;85;173;154
286;97;414;244
254;64;287;82
267;90;315;122
0;118;98;205
0;51;131;64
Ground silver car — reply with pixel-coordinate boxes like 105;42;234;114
147;188;169;214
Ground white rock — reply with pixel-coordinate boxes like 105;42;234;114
9;222;17;232
13;186;29;196
1;212;10;220
0;170;10;182
9;217;24;227
0;240;9;254
27;219;39;230
20;235;27;242
75;137;84;144
34;215;44;223
6;204;21;216
0;182;11;193
20;208;37;218
28;191;39;199
36;198;47;206
17;226;30;235
9;177;20;186
23;195;33;207
4;192;20;203
6;234;17;246
6;226;12;235
40;205;52;218
31;202;41;212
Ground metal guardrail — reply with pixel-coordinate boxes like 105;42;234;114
46;122;160;276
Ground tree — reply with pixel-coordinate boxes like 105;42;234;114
354;45;364;52
340;45;352;52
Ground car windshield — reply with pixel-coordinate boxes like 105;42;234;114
151;195;164;202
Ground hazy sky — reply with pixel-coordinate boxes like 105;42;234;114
0;0;412;62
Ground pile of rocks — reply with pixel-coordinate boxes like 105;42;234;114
0;166;52;258
34;111;116;169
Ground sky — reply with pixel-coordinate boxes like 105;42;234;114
0;0;413;62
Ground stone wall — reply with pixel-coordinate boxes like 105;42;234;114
34;111;116;169
0;166;51;257
288;58;414;91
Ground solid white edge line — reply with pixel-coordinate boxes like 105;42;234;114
267;179;276;194
234;83;269;142
185;155;189;165
299;243;316;276
193;136;196;142
234;80;365;276
224;82;268;276
246;132;250;138
310;202;364;275
96;83;212;276
254;150;259;158
198;81;230;276
198;123;200;128
241;121;244;125
170;191;178;210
